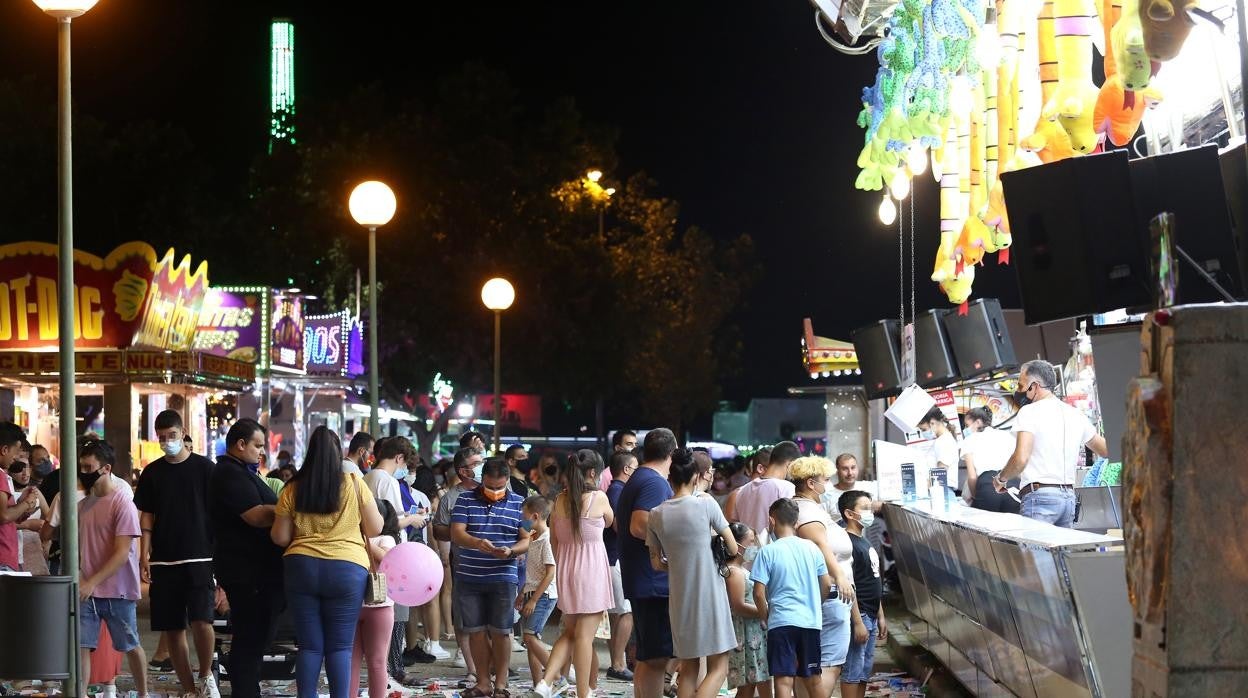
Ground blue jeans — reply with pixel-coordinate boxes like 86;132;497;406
841;611;878;683
820;597;851;667
522;593;557;637
80;598;141;652
1020;487;1078;528
284;555;368;698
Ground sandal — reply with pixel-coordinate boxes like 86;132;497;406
492;690;511;698
461;687;490;698
458;673;478;689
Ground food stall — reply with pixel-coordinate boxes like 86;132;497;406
0;242;254;474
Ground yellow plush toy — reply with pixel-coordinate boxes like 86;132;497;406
1023;0;1076;161
1043;0;1102;154
1096;0;1163;145
1111;0;1153;90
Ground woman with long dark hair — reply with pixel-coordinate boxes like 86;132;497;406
271;426;384;698
646;449;738;698
529;449;614;698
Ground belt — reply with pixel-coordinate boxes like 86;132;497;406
1021;482;1075;496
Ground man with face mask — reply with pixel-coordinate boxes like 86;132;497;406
364;437;426;531
994;360;1109;527
343;432;374;476
504;444;532;497
433;447;486;677
133;409;219;698
76;438;151;698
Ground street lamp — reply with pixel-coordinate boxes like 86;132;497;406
32;1;97;693
349;180;396;437
481;278;515;454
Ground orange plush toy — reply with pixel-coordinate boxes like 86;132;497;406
1095;0;1163;146
1141;0;1197;61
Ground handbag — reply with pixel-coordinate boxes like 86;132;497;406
355;477;389;605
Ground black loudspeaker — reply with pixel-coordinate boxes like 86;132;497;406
1001;150;1151;324
1219;142;1248;290
944;298;1018;378
1131;144;1243;304
852;320;903;400
914;309;959;388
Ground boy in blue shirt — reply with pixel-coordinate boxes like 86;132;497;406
750;498;831;698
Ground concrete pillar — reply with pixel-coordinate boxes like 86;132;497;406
102;384;134;480
1125;304;1248;696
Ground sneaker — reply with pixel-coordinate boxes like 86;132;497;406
526;681;555;698
410;646;437;664
198;673;220;698
512;634;526;652
101;686;118;698
605;667;634;681
425;640;451;660
452;649;467;669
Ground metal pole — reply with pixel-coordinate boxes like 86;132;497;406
493;310;502;454
368;225;380;437
55;16;82;697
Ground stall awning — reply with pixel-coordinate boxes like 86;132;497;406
802;318;862;378
0;349;255;391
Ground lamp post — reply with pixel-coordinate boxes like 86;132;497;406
349;180;396;437
32;1;97;693
586;171;614;451
481;278;515;454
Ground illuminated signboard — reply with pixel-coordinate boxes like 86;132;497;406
475;394;543;432
195;287;268;365
0;241;208;351
303;311;365;377
271;292;305;374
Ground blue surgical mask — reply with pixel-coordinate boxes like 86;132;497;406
472;464;484;482
520;518;534;532
394;467;409;481
160;440;182;458
962;427;973;439
857;510;876;527
920;430;935;440
742;545;759;564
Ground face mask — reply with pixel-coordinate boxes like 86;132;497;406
919;430;935;440
520;518;534;532
78;469;103;492
1014;388;1032;407
481;486;507;503
405;471;417;486
435;474;446;486
160;440;182;458
472;464;485;483
246;462;261;475
857;510;876;527
962;427;973;439
394;467;409;481
741;545;759;564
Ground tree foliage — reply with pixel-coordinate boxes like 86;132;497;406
0;66;755;437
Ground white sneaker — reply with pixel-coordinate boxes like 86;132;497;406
568;666;577;682
198;673;220;698
426;640;451;660
101;686;117;698
512;634;526;652
530;681;554;698
452;649;467;668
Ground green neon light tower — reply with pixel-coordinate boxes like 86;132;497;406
270;19;295;151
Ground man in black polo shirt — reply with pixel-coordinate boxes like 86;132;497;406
208;418;284;698
134;410;218;698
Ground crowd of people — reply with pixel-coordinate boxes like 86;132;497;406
0;360;1106;698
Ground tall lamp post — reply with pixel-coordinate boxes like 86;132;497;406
481;278;515;454
586;171;614;451
349;181;397;437
32;1;97;694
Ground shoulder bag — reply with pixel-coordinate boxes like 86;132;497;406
355;476;389;605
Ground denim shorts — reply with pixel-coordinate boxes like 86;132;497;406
1020;487;1078;528
841;611;878;683
820;597;851;667
522;593;557;637
80;597;141;653
454;580;518;634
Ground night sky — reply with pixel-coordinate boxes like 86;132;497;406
0;1;1021;405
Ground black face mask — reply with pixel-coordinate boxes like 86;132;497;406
1014;383;1038;408
78;469;103;492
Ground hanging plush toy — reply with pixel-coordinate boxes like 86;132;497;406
1020;0;1076;161
1043;0;1102;154
1140;0;1197;61
1095;0;1163;146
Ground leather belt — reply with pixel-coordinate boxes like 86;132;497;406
1021;482;1075;496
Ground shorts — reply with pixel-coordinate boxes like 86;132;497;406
522;593;557;637
820;597;851;667
631;597;673;661
609;563;631;615
149;561;215;631
454;580;518;635
80;598;141;653
842;611;879;684
767;626;822;678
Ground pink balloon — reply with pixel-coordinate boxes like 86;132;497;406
379;542;444;606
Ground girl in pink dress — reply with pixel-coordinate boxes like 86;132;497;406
530;450;614;698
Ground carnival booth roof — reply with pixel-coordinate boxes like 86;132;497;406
802;317;862;377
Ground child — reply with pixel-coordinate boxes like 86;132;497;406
717;522;770;698
838;491;887;698
749;499;830;698
516;495;564;687
351;500;403;698
75;439;150;698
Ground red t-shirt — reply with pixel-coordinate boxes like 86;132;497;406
0;475;19;570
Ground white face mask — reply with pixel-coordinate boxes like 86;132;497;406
742;545;760;564
160;440;182;458
857;509;875;527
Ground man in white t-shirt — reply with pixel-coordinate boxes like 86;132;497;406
995;360;1108;527
732;441;799;543
363;437;425;531
959;407;1017;505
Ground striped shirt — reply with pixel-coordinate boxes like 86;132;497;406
450;488;525;584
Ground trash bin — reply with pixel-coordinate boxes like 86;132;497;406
0;575;73;679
